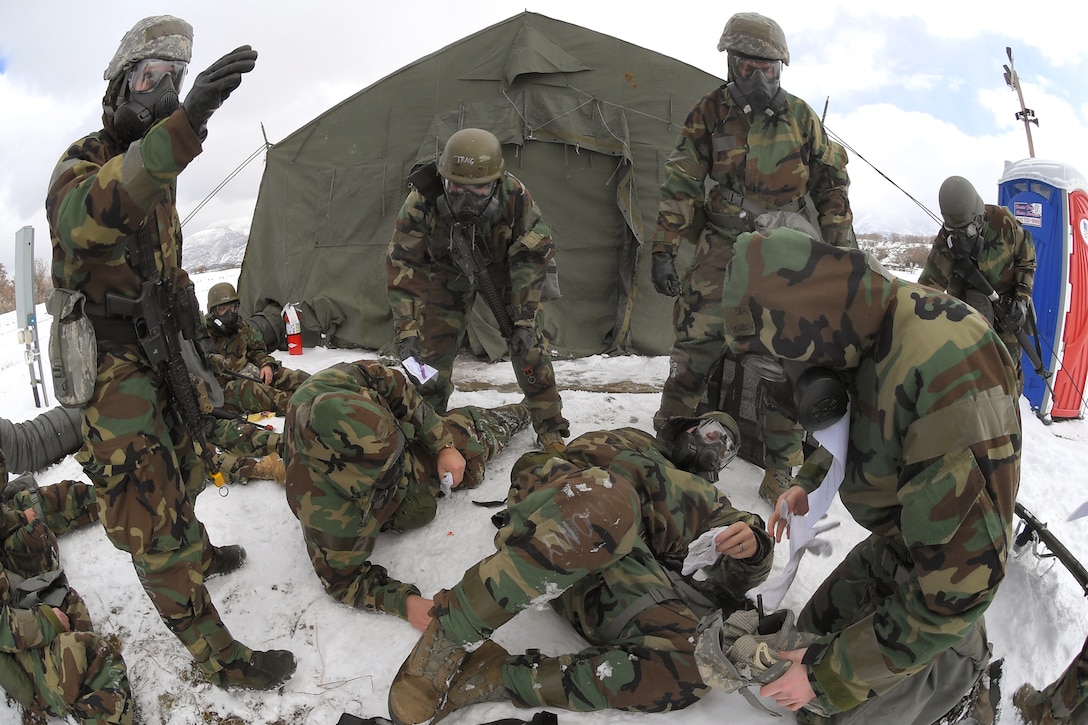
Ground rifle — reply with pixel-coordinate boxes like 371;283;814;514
105;227;226;488
1014;501;1088;597
953;256;1049;379
447;224;537;384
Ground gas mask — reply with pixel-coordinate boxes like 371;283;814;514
745;355;849;432
112;63;183;145
670;416;739;480
727;52;785;116
440;179;499;225
209;305;241;337
943;221;983;261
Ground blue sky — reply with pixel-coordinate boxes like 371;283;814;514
1;1;1086;271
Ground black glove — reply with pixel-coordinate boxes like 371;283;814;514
183;45;258;139
1000;297;1028;333
651;251;681;297
398;336;423;363
508;326;534;360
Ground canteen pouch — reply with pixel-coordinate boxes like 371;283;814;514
46;288;98;408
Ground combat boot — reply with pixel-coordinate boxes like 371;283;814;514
1013;683;1057;724
536;431;566;454
758;467;795;505
249;452;286;485
388;617;468;725
206;544;247;580
210;648;297;690
432;640;512;723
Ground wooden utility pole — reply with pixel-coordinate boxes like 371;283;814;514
1002;47;1038;158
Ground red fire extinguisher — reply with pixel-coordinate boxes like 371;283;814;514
284;303;302;356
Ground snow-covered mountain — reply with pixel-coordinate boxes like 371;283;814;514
181;221;251;272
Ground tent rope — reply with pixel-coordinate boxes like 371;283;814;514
181;143;268;229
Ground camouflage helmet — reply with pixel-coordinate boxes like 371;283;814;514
938;175;985;229
437;128;506;185
207;282;239;310
717;12;790;64
103;15;193;82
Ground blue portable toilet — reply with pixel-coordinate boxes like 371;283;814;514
998;159;1088;420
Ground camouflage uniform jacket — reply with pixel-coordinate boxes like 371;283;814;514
721;230;1021;713
46;109;202;307
387;172;555;339
557;427;773;602
917;203;1036;306
0;450;65;658
651;85;853;253
284;361;455;617
207;319;278;374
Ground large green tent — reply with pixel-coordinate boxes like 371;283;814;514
239;11;722;359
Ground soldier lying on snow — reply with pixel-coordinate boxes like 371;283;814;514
387;412;774;724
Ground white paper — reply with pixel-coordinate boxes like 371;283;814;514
403;356;439;385
1068;500;1088;523
682;526;727;575
441;472;454;497
745;404;850;610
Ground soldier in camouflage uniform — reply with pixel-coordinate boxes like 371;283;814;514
0;449;132;724
1;470;98;540
283;359;531;630
387;128;569;451
1014;635;1088;723
649;12;855;505
388;413;774;725
205;282;309;415
710;229;1019;724
45;17;295;689
917;175;1036;394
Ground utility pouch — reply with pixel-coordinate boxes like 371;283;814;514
542;258;561;302
45;288;98;408
11;568;70;609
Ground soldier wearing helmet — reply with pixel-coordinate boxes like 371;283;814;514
283;360;531;630
204;281;310;415
712;228;1018;724
918;175;1036;393
649;11;856;507
45;17;292;690
388;128;569;453
389;412;772;724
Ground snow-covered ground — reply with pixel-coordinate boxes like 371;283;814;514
1;267;1086;724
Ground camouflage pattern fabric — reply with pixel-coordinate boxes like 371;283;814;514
9;479;99;537
1;451;132;723
284;360;530;622
432;427;773;713
46;110;251;675
387;173;569;438
720;229;1021;716
204;418;280;484
208;319;309;415
650;85;854;469
917;204;1036;391
1020;633;1088;722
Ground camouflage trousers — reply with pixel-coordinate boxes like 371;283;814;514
218;367;307;416
75;345;245;675
14;591;132;724
435;463;714;713
205;417;281;484
9;478;99;536
412;282;568;438
293;403;529;615
655;231;803;468
798;534;990;723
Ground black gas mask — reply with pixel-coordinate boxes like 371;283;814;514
209;304;241;337
746;355;849;432
440;179;499;225
727;52;786;116
943;221;983;261
112;57;188;146
669;415;739;481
